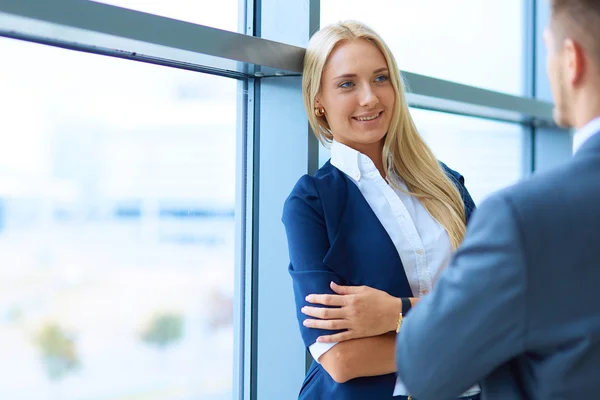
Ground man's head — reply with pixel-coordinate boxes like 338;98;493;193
544;0;600;128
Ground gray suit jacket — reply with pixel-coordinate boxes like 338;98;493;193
396;129;600;400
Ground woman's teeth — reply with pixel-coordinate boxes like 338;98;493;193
355;113;380;121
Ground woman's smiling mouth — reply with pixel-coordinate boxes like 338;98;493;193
353;111;383;122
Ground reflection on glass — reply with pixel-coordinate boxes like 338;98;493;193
321;0;524;95
92;0;240;32
0;37;237;400
411;109;523;205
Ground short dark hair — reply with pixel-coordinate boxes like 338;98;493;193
550;0;600;67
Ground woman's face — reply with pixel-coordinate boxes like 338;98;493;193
316;39;395;153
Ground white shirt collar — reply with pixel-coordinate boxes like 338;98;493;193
330;140;378;181
573;116;600;154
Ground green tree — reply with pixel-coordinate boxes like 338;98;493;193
140;312;184;349
35;322;80;381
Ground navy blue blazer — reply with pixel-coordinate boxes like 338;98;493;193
282;160;475;400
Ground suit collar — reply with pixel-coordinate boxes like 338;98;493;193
573;120;600;159
573;115;600;154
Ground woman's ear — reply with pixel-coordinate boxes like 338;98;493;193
315;96;323;109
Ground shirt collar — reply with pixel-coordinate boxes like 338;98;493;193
330;140;378;181
573;116;600;154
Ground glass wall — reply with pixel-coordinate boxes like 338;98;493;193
412;110;523;205
321;0;525;95
0;37;238;400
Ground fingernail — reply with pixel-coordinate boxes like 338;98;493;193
316;337;323;343
305;295;311;302
303;320;308;326
301;307;306;313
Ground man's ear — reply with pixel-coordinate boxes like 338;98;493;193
563;38;586;86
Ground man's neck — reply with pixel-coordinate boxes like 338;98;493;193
574;108;600;131
573;80;600;130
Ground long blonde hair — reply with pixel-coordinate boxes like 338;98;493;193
302;21;467;250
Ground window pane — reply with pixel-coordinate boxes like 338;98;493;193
0;37;238;399
92;0;240;32
412;109;524;204
321;0;524;95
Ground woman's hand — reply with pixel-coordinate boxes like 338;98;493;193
301;282;402;343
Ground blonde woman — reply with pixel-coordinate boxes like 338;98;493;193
282;21;479;399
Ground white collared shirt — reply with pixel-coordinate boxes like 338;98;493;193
573;116;600;154
309;140;480;397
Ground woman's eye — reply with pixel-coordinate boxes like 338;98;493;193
339;81;354;89
375;75;389;83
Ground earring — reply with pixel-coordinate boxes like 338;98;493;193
314;107;325;117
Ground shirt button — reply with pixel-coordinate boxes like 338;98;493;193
422;289;430;295
416;249;424;255
355;173;361;180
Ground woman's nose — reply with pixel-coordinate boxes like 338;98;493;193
358;85;379;108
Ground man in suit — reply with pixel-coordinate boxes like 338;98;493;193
395;1;600;399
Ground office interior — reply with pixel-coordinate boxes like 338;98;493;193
0;0;570;399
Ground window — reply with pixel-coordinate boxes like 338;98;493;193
0;37;239;399
92;0;240;32
321;0;525;95
412;109;524;205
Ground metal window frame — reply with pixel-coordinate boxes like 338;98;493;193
522;0;538;177
248;1;321;398
0;0;558;126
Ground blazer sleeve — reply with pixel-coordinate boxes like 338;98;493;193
395;192;527;399
282;175;346;348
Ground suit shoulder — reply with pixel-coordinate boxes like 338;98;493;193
286;162;337;199
438;160;476;220
285;175;318;207
499;161;579;207
478;161;592;231
283;162;347;221
313;160;339;180
439;161;464;184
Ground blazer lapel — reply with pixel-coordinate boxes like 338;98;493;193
321;171;414;297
